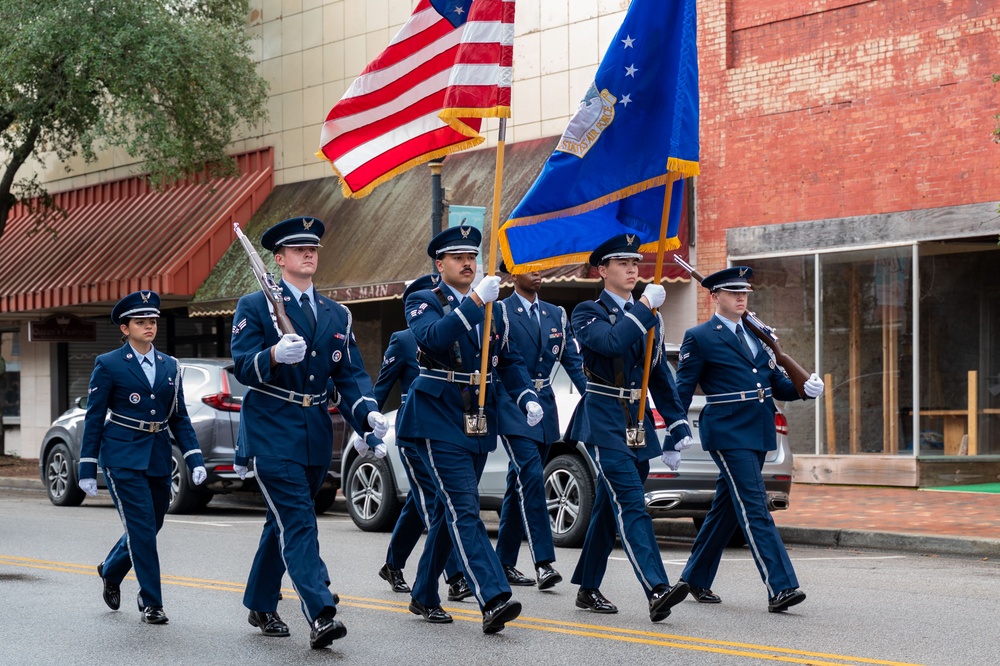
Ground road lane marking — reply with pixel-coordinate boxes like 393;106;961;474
0;554;924;666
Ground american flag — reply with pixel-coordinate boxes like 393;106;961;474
317;0;515;199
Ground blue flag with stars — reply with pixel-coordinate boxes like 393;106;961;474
499;0;699;273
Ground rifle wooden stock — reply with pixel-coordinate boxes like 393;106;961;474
741;312;809;399
674;256;809;399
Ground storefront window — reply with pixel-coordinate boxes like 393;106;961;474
1;331;21;419
742;256;817;456
819;247;914;455
917;240;1000;456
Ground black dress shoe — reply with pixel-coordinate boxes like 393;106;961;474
140;606;169;625
378;563;411;593
97;562;120;611
482;597;521;634
535;563;562;591
684;581;722;604
575;588;618;614
768;588;806;613
310;611;347;649
408;599;453;624
447;576;473;601
248;610;290;637
503;565;535;586
649;581;689;622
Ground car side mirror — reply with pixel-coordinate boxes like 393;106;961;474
76;395;88;410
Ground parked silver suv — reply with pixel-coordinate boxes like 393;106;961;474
38;358;347;514
341;344;792;547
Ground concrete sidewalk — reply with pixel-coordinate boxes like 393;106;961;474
6;473;1000;558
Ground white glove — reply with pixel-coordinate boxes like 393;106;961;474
273;333;307;364
79;478;98;497
525;401;544;427
234;464;247;480
354;434;371;456
674;435;694;452
641;284;666;309
803;372;825;398
368;412;389;439
373;443;388;459
473;275;502;304
192;466;207;486
660;450;681;471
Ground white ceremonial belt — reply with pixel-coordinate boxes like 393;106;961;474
419;368;491;385
108;412;168;433
249;384;327;407
585;382;642;402
704;387;772;404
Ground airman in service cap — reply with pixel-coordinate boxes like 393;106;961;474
426;224;481;258
588;232;644;266
260;216;325;252
701;266;754;293
112;290;161;325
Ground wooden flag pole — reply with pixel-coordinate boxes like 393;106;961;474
637;171;681;431
476;118;507;420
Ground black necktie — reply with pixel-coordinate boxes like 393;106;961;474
735;323;754;359
624;301;633;312
527;303;541;344
300;293;317;335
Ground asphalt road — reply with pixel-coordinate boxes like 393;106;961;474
1;487;997;666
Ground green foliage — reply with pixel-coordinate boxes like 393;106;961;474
0;0;268;240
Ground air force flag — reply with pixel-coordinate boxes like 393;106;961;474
499;0;699;272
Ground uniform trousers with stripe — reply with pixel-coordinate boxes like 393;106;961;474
243;455;338;622
410;439;510;611
386;446;462;580
495;435;555;568
571;446;667;598
681;449;797;597
102;466;170;609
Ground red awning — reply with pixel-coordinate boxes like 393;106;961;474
0;149;274;315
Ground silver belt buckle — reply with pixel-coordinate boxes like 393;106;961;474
740;391;746;401
757;388;765;402
533;379;545;391
302;394;313;407
629;388;642;402
146;422;160;433
626;425;646;449
468;372;480;385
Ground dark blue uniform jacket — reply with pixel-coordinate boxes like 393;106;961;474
566;291;691;463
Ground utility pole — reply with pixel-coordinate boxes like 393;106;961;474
429;158;445;273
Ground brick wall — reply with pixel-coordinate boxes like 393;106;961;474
696;0;1000;318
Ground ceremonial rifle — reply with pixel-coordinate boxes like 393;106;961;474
674;257;809;398
233;223;296;336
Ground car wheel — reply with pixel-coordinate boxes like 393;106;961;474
44;442;86;507
692;516;747;548
544;454;595;549
313;487;337;515
344;454;400;532
168;446;209;515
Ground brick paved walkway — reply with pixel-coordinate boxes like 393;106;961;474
774;484;1000;539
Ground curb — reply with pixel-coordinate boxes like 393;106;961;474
776;526;1000;559
0;476;43;491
